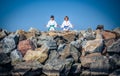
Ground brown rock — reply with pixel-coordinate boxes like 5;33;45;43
82;30;103;56
25;32;35;39
61;31;76;42
23;50;48;63
104;39;115;47
59;44;71;60
80;53;102;68
23;44;49;63
17;40;35;56
102;30;116;40
48;31;58;37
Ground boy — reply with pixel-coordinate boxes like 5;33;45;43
46;15;57;31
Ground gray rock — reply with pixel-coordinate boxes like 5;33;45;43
0;53;12;75
2;34;19;53
90;56;110;76
109;69;120;76
70;41;82;62
57;43;66;52
37;36;53;46
10;49;23;63
53;35;68;45
43;51;74;76
45;40;57;50
113;27;120;34
29;37;37;48
83;28;95;40
69;63;81;76
109;54;120;68
107;39;120;54
12;61;43;76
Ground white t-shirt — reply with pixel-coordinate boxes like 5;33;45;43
61;20;73;30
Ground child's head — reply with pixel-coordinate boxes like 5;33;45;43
64;16;69;21
50;15;54;20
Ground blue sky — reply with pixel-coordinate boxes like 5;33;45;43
0;0;120;31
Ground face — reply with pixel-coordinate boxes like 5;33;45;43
65;17;68;21
51;18;54;20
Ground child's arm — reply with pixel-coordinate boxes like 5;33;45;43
54;21;57;27
61;21;65;28
46;21;50;27
69;21;73;28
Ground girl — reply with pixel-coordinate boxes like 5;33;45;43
61;16;73;31
46;15;57;31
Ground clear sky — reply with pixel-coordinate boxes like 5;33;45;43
0;0;120;31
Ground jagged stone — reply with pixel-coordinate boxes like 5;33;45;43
102;30;116;40
83;28;95;40
69;63;81;76
43;58;74;76
12;61;43;76
10;49;23;63
80;53;102;68
82;30;103;56
23;49;48;63
107;39;120;54
90;56;110;76
0;53;13;75
2;34;19;53
18;39;36;56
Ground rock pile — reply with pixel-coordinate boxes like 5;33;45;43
0;26;120;76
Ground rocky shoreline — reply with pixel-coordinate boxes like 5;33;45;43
0;26;120;76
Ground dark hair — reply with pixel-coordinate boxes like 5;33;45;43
64;16;69;20
50;15;54;18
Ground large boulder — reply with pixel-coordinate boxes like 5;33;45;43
43;58;74;76
23;49;48;63
60;31;76;43
2;34;19;53
107;39;120;54
109;54;120;68
82;30;103;56
37;35;53;47
12;61;43;76
43;50;74;76
90;56;110;76
80;53;102;68
70;40;82;62
18;39;36;56
10;49;23;63
0;53;13;75
81;55;112;76
58;44;71;60
102;30;116;40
